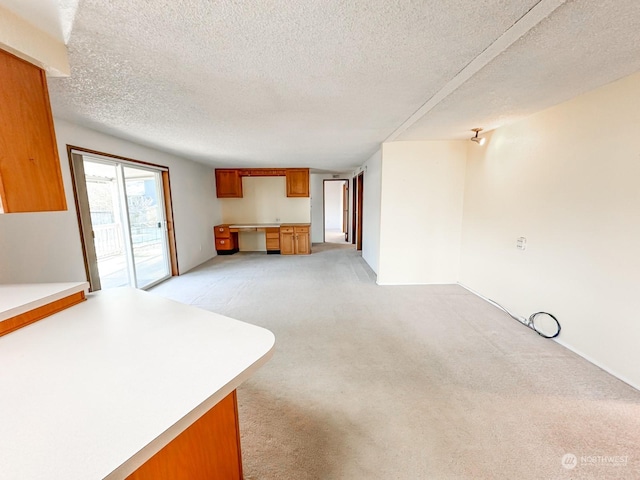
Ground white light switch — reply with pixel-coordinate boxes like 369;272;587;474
516;237;527;250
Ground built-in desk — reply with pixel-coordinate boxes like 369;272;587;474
214;223;311;255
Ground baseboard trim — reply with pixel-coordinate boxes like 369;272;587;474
457;282;640;393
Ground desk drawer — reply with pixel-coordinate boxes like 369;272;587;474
266;238;280;250
215;238;235;250
294;226;309;233
214;226;230;238
280;226;294;233
266;232;280;239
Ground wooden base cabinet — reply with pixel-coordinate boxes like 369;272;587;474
265;227;280;254
127;390;243;480
280;225;310;255
214;225;239;254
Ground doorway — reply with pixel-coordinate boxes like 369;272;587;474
323;179;349;244
69;148;177;291
352;173;364;251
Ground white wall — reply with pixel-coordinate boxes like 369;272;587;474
377;141;466;285
360;149;382;275
0;6;69;76
310;173;332;243
459;72;640;389
324;180;344;230
0;118;221;283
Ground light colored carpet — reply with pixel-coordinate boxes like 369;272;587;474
324;228;349;244
150;243;640;479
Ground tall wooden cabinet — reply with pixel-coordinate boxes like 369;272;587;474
0;48;66;213
280;225;310;255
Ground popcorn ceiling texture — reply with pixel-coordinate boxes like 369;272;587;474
398;0;640;141
44;0;640;170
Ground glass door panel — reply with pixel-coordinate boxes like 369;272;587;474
83;159;130;288
123;166;171;289
82;157;171;290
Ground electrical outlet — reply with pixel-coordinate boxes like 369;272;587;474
516;237;527;250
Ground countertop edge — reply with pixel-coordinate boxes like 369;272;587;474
0;282;90;322
106;334;276;479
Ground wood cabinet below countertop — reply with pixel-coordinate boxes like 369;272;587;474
214;225;239;254
214;224;310;255
280;224;310;255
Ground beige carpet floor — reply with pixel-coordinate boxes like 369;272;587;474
150;243;640;479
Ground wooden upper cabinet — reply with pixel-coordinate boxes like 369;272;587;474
215;169;243;198
215;168;309;198
285;168;310;197
0;49;67;213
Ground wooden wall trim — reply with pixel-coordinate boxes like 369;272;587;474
0;291;85;337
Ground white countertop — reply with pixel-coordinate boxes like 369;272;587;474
0;282;89;321
0;287;275;480
228;223;281;228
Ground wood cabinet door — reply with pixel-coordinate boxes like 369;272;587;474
0;49;66;213
295;231;310;254
280;232;295;255
127;390;243;480
285;169;309;197
215;170;243;198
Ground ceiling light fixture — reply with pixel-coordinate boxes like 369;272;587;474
470;128;486;146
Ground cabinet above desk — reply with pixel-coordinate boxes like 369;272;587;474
215;168;309;198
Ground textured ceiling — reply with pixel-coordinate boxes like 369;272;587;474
7;0;640;170
398;0;640;141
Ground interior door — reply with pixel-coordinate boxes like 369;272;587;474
342;181;349;241
356;173;364;251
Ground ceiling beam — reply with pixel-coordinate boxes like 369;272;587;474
384;0;566;143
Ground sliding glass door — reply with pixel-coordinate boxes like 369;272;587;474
81;156;171;290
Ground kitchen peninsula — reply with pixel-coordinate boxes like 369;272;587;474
0;286;275;479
